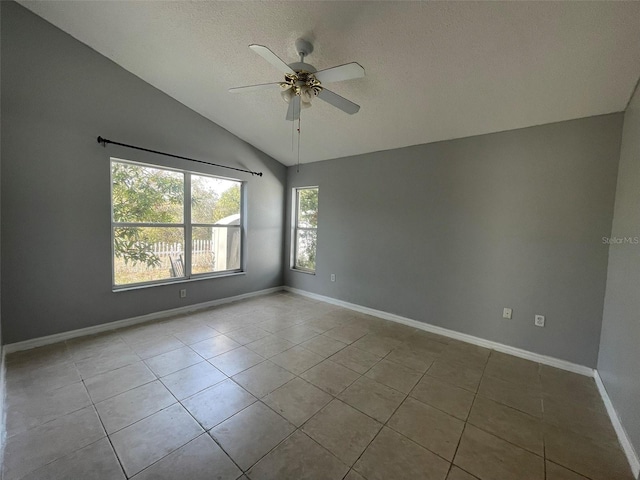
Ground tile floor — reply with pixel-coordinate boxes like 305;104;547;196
1;291;634;480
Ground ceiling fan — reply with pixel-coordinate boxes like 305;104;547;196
229;38;365;121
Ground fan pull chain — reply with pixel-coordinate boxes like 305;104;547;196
292;107;295;152
297;111;301;173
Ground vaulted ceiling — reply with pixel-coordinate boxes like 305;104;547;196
20;1;640;165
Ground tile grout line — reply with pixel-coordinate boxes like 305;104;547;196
4;353;98;476
341;347;414;475
11;346;125;480
446;349;491;477
88;395;128;479
236;330;395;476
544;459;600;480
303;334;491;473
208;365;341;477
452;351;572;478
404;355;462;479
77;341;151;480
130;323;248;478
171;339;264;472
175;306;346;475
67;347;128;480
540;362;547;480
14;436;117;480
73;331;228;478
243;384;322;475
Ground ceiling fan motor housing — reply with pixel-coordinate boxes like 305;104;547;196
295;38;314;59
288;62;317;73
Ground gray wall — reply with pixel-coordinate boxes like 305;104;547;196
0;0;3;351
1;2;286;344
598;84;640;458
286;114;623;367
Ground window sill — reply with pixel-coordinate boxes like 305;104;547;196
290;268;316;276
112;271;246;292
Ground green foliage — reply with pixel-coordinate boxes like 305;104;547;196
192;179;240;241
295;230;317;271
112;163;184;267
295;188;318;270
112;163;184;224
191;175;219;224
214;185;241;223
114;227;162;268
297;188;318;227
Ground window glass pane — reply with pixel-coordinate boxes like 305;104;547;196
113;227;185;285
191;175;241;225
297;188;318;228
192;226;241;274
112;159;244;287
295;229;317;271
112;161;183;223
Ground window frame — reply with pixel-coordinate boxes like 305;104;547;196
291;186;319;274
110;157;245;290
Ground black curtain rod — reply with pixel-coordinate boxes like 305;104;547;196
97;136;263;177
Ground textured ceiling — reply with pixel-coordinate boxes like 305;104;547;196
19;1;640;166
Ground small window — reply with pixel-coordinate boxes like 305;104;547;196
111;159;243;287
292;186;318;272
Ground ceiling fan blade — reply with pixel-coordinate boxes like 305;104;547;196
315;62;365;84
286;96;301;121
249;44;295;75
228;82;283;93
317;89;360;115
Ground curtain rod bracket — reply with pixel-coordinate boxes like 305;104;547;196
96;135;263;177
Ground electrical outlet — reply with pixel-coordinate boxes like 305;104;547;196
330;274;336;282
535;315;545;327
180;289;187;298
503;308;512;319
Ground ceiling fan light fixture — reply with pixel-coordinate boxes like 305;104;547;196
280;87;295;104
300;86;314;105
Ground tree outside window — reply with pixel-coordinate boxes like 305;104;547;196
293;187;318;272
111;159;242;286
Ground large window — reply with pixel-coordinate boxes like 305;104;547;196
292;186;318;272
111;159;243;287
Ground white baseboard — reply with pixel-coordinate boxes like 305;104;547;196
284;286;594;377
4;286;284;354
594;371;640;479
